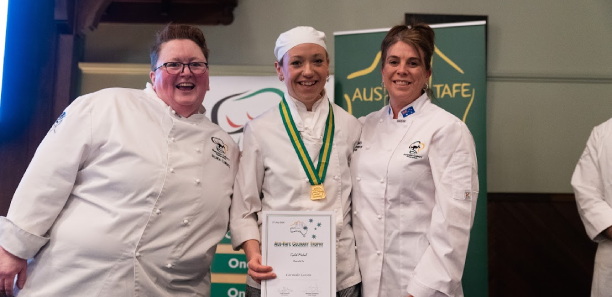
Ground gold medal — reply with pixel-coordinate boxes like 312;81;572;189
310;184;326;200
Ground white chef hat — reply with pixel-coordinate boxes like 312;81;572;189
274;26;327;62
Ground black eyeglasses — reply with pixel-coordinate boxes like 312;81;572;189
154;62;209;75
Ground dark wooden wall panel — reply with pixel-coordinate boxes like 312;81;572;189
489;193;597;296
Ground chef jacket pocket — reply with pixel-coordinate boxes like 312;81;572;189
449;152;474;201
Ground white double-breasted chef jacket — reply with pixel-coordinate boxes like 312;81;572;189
230;91;362;291
0;84;239;296
572;117;612;297
351;93;478;297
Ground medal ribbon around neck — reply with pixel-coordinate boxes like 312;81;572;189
279;96;335;190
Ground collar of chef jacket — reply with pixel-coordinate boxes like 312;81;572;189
386;92;429;121
284;90;330;140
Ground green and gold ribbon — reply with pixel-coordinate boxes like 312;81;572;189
279;96;335;200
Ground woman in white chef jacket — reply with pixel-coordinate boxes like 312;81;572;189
230;26;362;297
351;23;479;297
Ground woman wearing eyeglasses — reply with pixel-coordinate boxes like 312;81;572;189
0;24;238;296
230;26;362;297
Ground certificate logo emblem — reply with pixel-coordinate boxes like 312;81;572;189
290;221;309;237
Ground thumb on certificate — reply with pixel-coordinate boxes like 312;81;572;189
248;254;274;272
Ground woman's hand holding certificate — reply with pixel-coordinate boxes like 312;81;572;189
242;239;277;283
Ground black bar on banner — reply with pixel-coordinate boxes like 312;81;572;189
405;13;487;25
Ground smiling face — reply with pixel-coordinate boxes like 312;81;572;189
150;39;209;117
275;43;329;109
382;41;431;108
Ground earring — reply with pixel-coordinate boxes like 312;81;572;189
423;83;429;91
326;76;330;82
279;76;284;82
381;80;385;89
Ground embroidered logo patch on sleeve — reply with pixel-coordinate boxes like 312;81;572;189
50;111;67;133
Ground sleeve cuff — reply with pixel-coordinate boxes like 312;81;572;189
0;217;49;259
229;217;261;250
585;211;612;242
593;223;612;243
407;277;449;297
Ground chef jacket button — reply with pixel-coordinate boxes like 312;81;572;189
365;146;370;150
356;177;361;181
336;239;340;243
353;211;357;215
379;119;383;123
183;219;189;225
155;209;161;215
305;178;309;183
376;251;381;255
170;137;176;142
354;246;358;250
195;179;201;184
334;175;340;180
379;178;384;183
166;263;173;268
377;215;382;220
135;252;141;257
195;148;201;153
169;168;175;173
171;110;176;115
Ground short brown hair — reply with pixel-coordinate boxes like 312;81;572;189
380;22;435;71
150;24;209;70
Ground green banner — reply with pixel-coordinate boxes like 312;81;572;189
211;283;246;297
213;232;246;296
211;253;248;274
335;22;488;296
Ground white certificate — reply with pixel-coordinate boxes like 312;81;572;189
261;211;336;297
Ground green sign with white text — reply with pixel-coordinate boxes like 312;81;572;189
211;253;248;274
211;283;246;297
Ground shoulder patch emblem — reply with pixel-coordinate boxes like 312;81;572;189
50;111;67;133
